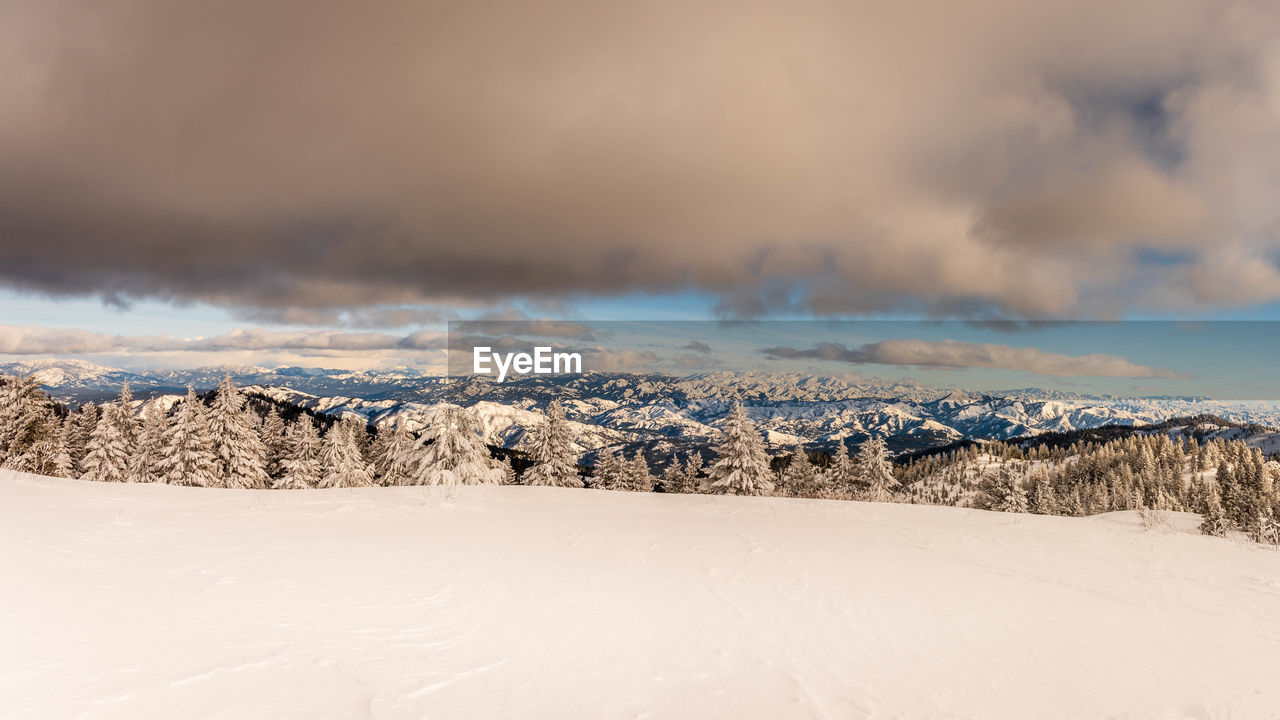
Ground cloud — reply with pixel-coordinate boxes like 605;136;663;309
452;319;601;340
1;1;1280;318
0;324;445;355
682;341;713;354
234;306;446;329
761;340;1192;379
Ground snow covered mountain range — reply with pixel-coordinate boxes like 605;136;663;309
8;360;1280;461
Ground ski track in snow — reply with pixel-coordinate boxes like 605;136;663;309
3;470;1280;719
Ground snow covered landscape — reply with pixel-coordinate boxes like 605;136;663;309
9;358;1280;463
4;470;1279;719
9;0;1280;715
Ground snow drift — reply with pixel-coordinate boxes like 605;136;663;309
2;471;1279;719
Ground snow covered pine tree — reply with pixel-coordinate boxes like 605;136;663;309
127;405;169;483
781;445;821;498
206;376;269;489
592;448;627;490
521;399;581;487
276;417;323;490
318;418;375;488
372;421;421;486
80;386;138;483
707;401;774;496
156;387;219;487
416;405;503;486
858;437;899;502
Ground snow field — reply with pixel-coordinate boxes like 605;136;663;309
3;471;1279;719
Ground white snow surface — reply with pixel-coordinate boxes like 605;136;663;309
3;471;1280;719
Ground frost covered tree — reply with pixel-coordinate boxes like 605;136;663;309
500;455;519;485
1199;484;1228;537
4;414;71;477
415;405;503;486
857;437;898;502
81;394;136;483
371;421;421;486
318;418;375;488
995;471;1029;513
0;374;55;466
825;445;857;498
593;449;627;490
43;420;74;478
207;376;268;489
1026;469;1057;515
116;384;141;451
127;406;170;483
678;451;704;494
521;400;582;487
259;409;289;480
276;417;323;489
781;446;821;498
66;402;97;469
156;387;219;487
624;452;654;492
660;463;683;493
707;401;774;496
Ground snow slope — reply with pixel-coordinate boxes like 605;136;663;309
3;471;1279;719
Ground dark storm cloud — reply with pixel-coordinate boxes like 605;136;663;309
2;1;1280;318
761;340;1191;379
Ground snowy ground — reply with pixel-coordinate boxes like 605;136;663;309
3;472;1279;719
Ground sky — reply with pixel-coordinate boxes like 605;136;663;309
3;1;1280;390
440;320;1280;400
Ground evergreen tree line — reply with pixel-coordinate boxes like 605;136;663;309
0;377;898;499
899;434;1280;544
3;373;1277;544
0;374;512;489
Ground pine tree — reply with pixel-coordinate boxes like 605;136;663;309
593;449;627;490
500;455;519;485
66;402;97;470
0;374;55;466
781;445;821;498
521;400;582;488
995;471;1029;513
47;419;74;478
1026;469;1057;515
156;387;218;487
5;413;70;477
81;399;133;483
679;451;704;494
825;444;858;498
707;401;774;496
1199;484;1228;537
127;406;169;483
660;463;683;493
858;437;898;502
206;375;268;489
276;417;323;489
624;453;654;492
372;421;421;486
259;409;289;480
1067;489;1086;517
349;419;374;464
318;419;375;488
116;384;141;452
414;405;503;486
